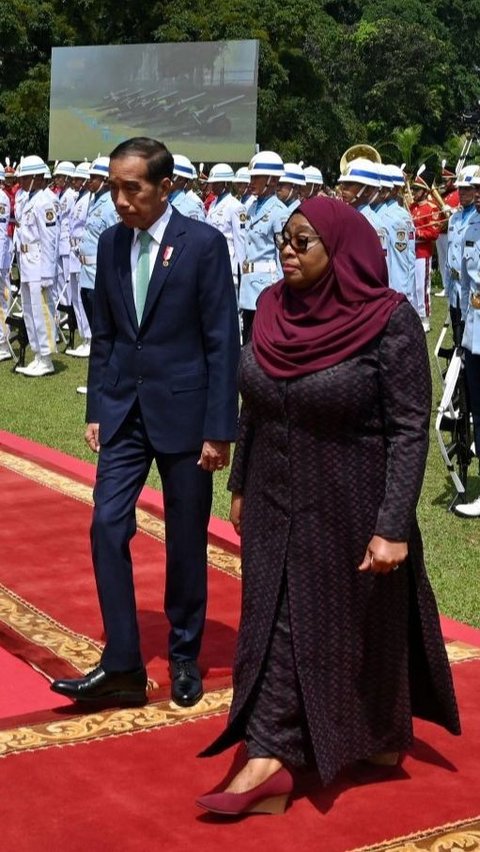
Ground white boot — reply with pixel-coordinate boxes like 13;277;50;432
421;317;431;333
454;496;480;518
16;354;40;374
65;341;90;358
0;344;12;362
23;355;55;377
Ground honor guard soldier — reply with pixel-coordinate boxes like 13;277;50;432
78;157;119;346
67;161;92;357
454;168;480;517
373;163;415;302
15;155;59;376
205;163;247;298
302;166;324;199
445;166;478;344
277;162;306;211
337;157;389;263
0;164;12;361
170;155;205;220
232;166;254;209
410;170;442;332
238;150;288;343
53;161;77;306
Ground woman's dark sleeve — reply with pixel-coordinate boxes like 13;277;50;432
375;302;432;540
227;403;255;494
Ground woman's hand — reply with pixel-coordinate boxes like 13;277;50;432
229;493;243;536
358;535;408;574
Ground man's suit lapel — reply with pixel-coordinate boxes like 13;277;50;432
116;225;138;332
140;209;187;329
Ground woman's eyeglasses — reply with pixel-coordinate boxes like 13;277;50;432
274;232;321;253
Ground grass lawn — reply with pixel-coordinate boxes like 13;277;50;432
1;288;479;628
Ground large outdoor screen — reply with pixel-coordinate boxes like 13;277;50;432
49;40;259;163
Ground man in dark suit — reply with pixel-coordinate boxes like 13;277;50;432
51;138;240;708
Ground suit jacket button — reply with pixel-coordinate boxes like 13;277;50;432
136;343;142;350
137;376;144;384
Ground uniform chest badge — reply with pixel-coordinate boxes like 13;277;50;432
396;230;406;241
46;210;55;221
239;213;247;223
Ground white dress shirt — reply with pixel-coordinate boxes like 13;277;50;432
130;203;173;307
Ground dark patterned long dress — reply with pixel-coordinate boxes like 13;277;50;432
202;302;460;785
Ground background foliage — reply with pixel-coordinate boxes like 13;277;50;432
1;0;480;174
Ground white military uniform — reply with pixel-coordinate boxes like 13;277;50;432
238;195;288;311
0;188;12;353
357;203;389;265
375;199;415;301
206;191;246;292
17;189;59;358
446;204;476;311
79;189;119;292
56;186;77;305
170;189;205;221
69;189;91;343
460;212;480;353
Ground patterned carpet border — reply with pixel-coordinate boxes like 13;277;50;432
0;449;241;579
347;815;480;851
0;687;232;758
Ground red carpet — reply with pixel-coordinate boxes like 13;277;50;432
0;435;241;705
0;431;479;851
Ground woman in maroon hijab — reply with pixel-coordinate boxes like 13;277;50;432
197;197;460;816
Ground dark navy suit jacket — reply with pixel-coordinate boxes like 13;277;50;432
86;207;240;451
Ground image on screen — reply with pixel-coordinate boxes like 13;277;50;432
49;40;259;163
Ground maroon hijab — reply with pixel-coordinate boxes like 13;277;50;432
252;196;405;378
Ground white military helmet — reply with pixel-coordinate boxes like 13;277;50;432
376;162;395;189
470;167;480;186
74;162;91;179
173;154;196;180
232;166;250;184
279;163;306;186
18;155;46;176
338;157;381;187
53;160;76;177
303;165;324;185
0;164;5;180
248;150;284;177
207;163;235;183
90;156;110;178
385;164;406;187
44;165;52;179
455;164;479;188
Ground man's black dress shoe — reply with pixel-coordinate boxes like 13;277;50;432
170;660;203;707
50;665;148;707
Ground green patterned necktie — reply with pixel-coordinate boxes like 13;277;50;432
135;230;152;323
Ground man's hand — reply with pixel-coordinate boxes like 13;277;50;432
85;423;100;453
197;440;230;472
358;535;408;574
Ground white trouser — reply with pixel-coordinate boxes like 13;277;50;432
55;255;71;305
21;280;57;357
413;257;431;319
0;269;11;346
70;271;91;341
